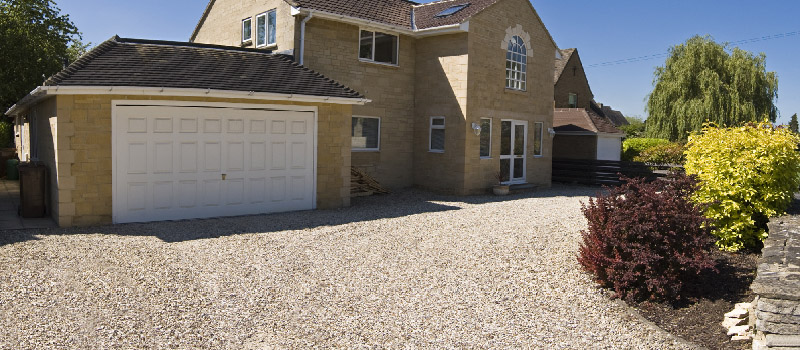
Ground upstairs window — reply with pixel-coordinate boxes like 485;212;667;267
359;30;398;65
256;10;277;47
242;17;252;43
568;93;577;108
505;35;527;91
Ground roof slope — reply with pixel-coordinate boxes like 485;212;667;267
292;0;416;28
554;48;574;83
413;0;500;29
553;108;622;135
47;36;363;99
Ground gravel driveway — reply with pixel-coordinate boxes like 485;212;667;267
0;186;698;349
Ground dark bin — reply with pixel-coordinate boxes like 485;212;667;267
6;159;19;180
18;162;46;218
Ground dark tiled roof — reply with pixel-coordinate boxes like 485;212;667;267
590;101;629;126
554;48;574;83
47;37;364;100
553;108;622;135
413;0;500;29
291;0;416;28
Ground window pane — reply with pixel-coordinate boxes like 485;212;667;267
534;122;543;156
373;32;398;64
256;15;266;46
501;121;511;155
513;158;524;179
267;11;276;45
500;159;510;182
242;18;252;41
352;117;379;149
431;129;445;151
479;119;491;157
514;125;525;156
568;93;577;108
359;30;373;59
432;118;444;126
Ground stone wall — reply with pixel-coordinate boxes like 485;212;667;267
192;0;296;52
751;213;800;350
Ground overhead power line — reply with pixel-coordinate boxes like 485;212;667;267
585;30;800;68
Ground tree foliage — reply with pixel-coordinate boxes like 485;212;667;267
619;116;646;139
684;122;800;251
790;113;799;134
646;35;778;141
621;138;670;161
0;0;82;113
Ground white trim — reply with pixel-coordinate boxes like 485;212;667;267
479;117;492;159
111;100;320;223
242;17;253;43
357;28;400;66
351;115;381;152
5;85;369;116
255;9;277;48
429;116;445;153
499;119;528;185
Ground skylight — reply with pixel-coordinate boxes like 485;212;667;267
434;4;469;17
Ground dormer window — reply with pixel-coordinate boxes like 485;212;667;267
242;17;252;43
435;4;469;17
359;29;398;65
256;9;276;47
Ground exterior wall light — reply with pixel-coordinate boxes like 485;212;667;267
471;122;481;136
548;127;556;137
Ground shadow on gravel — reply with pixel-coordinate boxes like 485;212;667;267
0;230;40;247
3;185;599;243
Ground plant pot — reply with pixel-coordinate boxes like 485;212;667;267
493;184;510;196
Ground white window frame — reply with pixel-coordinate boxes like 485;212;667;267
358;28;400;66
351;116;381;152
479;118;492;158
429;116;445;153
242;17;252;43
505;35;527;91
533;122;544;157
255;9;277;48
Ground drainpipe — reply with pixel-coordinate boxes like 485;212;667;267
299;11;313;66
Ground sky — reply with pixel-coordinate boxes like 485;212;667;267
57;0;800;125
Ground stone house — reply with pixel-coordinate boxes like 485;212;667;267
552;47;624;161
192;0;559;193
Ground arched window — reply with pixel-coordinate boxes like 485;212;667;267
505;35;527;91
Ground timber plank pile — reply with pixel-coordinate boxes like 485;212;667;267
351;167;390;197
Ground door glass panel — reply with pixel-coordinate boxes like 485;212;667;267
514;124;525;156
500;159;510;182
501;121;511;155
513;158;524;179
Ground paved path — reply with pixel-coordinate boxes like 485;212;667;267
0;178;56;230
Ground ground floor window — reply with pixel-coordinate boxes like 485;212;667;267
533;122;543;156
429;117;445;152
351;116;380;151
480;118;491;158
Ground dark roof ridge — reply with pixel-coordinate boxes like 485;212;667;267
413;0;469;8
116;36;274;55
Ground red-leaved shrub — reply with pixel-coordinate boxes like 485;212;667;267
577;173;717;302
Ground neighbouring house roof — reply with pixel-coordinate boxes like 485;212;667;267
554;48;575;83
46;36;364;99
553;108;623;135
590;101;629;127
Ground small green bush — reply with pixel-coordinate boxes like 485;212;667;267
622;138;670;161
633;142;685;165
685;122;800;251
0;120;12;148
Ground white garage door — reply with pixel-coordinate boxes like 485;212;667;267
596;135;622;161
112;102;316;223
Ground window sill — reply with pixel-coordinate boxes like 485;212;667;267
241;40;252;47
256;43;277;50
429;150;444;153
352;148;380;152
359;58;399;68
504;88;528;95
532;155;544;158
480;156;492;159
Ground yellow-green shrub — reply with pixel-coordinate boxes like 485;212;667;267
684;122;800;251
622;138;670;161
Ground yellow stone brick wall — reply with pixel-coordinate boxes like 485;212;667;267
464;0;556;193
49;94;350;227
302;18;416;189
554;51;594;109
192;0;296;52
413;33;469;194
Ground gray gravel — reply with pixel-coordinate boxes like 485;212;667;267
0;185;699;349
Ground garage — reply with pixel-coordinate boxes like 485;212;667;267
113;102;316;223
6;36;366;227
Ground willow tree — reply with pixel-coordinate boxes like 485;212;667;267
645;36;778;141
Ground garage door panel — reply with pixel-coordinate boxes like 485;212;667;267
114;104;316;224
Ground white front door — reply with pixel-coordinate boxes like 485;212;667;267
112;102;316;224
499;120;527;184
